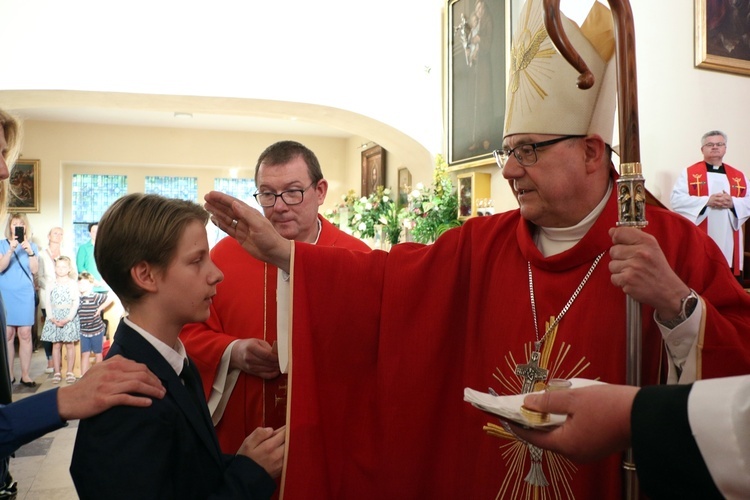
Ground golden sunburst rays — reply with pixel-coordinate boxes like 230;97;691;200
505;2;558;131
483;321;596;498
495;438;578;500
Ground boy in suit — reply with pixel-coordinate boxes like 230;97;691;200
70;193;284;499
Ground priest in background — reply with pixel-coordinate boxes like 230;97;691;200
671;130;750;285
205;0;750;498
180;141;370;467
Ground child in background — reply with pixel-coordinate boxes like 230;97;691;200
71;193;283;499
77;272;114;376
41;256;81;384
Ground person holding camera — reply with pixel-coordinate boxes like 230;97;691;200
0;213;39;388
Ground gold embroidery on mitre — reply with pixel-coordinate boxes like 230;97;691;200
503;0;616;144
505;1;556;131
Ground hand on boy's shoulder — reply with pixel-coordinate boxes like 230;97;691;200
237;426;286;478
56;355;166;421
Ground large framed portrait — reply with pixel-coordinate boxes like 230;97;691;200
446;0;513;170
361;145;386;198
8;159;40;213
695;0;750;76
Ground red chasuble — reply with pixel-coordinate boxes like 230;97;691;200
281;188;750;499
180;216;370;455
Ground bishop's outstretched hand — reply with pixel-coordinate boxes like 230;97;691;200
204;191;292;273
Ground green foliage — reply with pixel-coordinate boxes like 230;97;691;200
399;154;462;244
323;155;461;245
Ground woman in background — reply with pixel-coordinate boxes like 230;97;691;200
0;212;39;388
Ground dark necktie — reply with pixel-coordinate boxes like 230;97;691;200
180;359;205;411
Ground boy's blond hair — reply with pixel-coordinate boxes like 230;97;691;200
95;193;209;308
78;271;95;283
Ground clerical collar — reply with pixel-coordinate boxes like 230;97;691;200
312;218;322;245
534;181;613;257
706;162;725;174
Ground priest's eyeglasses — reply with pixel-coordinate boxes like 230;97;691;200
702;142;726;148
493;135;585;168
253;182;316;207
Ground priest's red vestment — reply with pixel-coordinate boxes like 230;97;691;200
281;188;750;499
180;215;370;454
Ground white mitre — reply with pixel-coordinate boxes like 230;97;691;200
504;0;616;145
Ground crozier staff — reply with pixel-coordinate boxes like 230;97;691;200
205;0;750;497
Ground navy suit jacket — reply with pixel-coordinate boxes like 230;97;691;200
70;320;275;500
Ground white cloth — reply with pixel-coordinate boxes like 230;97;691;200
689;375;750;499
671;167;750;271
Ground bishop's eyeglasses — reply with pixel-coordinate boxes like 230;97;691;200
493;135;585;168
253;182;316;207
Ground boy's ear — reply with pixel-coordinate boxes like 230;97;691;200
130;261;159;293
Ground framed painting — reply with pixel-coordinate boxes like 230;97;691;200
446;0;511;170
695;0;750;76
361;145;386;198
397;167;412;208
8;159;40;213
457;172;491;220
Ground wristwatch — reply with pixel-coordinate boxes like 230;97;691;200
659;289;699;329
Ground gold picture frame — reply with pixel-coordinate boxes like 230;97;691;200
8;159;40;213
457;172;491;220
695;0;750;77
361;145;386;198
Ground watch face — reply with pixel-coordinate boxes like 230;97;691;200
683;292;699;318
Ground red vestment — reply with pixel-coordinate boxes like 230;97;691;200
681;161;748;274
281;188;750;499
180;215;370;455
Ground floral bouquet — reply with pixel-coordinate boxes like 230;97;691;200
399;154;461;243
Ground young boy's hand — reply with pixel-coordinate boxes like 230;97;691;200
237;426;286;478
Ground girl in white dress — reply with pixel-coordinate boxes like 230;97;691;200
41;256;80;384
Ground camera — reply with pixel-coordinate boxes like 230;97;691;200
14;226;24;243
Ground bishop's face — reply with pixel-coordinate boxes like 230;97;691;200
701;135;726;165
501;133;596;228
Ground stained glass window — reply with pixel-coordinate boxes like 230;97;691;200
213;177;258;206
72;174;127;251
208;178;262;248
145;176;198;201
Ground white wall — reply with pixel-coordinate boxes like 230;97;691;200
3;0;749;215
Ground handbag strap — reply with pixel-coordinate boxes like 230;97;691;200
12;250;35;287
